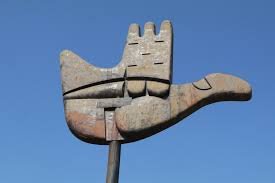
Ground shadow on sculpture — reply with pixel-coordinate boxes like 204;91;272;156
59;20;252;183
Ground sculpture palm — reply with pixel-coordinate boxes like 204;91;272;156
60;20;252;145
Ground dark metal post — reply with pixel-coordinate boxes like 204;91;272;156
106;141;121;183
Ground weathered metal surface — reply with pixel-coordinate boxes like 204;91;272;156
60;20;252;145
96;98;132;109
64;99;106;144
105;111;123;141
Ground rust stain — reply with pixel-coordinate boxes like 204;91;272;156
66;111;106;141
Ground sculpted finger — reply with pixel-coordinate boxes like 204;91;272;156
127;80;146;97
159;20;172;40
127;23;140;43
147;81;170;97
143;22;156;38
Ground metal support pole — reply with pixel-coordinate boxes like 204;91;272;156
106;141;121;183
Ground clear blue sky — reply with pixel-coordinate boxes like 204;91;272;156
0;0;274;182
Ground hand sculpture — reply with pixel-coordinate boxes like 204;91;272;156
60;20;252;145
